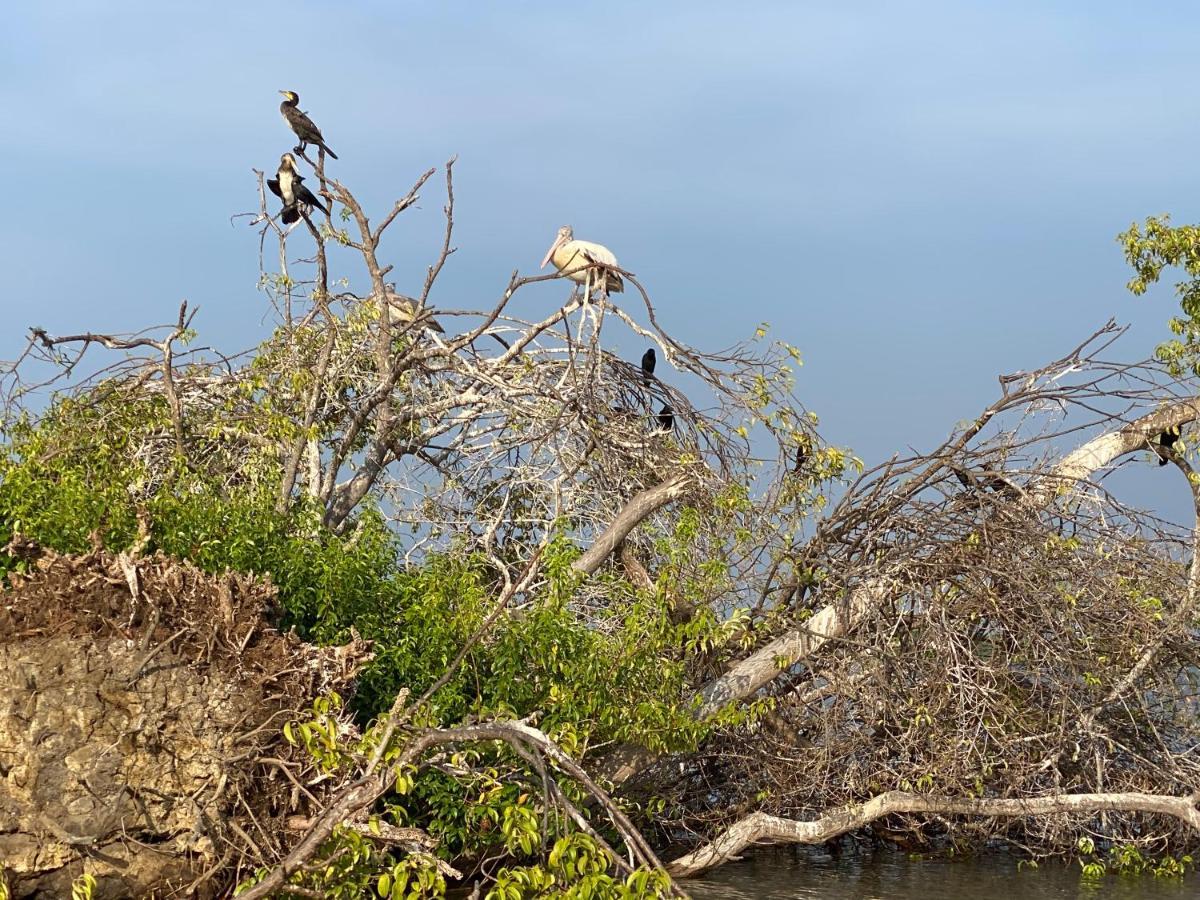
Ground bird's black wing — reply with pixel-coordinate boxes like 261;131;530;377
281;204;300;225
284;107;338;159
657;405;674;432
267;178;283;200
294;182;330;217
284;106;322;142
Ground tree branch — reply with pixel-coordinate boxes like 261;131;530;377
571;474;696;576
666;790;1200;878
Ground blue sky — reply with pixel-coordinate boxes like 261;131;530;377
2;1;1197;514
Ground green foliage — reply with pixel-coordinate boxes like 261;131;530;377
485;834;671;899
1119;214;1200;375
0;389;402;653
234;827;447;899
1;387;715;895
1073;838;1194;882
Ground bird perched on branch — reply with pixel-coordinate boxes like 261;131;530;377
380;289;445;335
640;348;656;387
278;90;338;159
656;405;674;434
1152;425;1184;466
267;153;329;224
540;225;624;298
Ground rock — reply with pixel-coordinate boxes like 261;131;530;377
0;546;370;898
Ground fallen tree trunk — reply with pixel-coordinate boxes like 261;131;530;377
666;790;1200;877
695;398;1200;724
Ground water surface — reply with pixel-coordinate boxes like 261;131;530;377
688;848;1195;899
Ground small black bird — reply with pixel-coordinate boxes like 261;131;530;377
656;405;674;433
641;348;656;387
278;90;338;159
268;153;330;224
793;443;808;473
1153;425;1184;467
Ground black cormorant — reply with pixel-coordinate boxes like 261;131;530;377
267;153;330;224
278;90;338;159
793;443;808;473
641;348;656;387
656;405;674;433
1153;425;1184;466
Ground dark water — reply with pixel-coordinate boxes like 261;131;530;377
688;849;1196;899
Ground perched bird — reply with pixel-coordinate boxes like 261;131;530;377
1153;425;1184;467
951;465;1021;499
656;405;674;434
793;443;808;474
380;288;445;334
540;225;624;298
641;348;656;387
267;153;330;224
278;90;338;159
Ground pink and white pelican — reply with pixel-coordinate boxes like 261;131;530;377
539;225;624;299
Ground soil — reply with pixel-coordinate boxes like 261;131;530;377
0;541;370;898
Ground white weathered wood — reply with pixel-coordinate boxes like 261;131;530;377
667;790;1200;877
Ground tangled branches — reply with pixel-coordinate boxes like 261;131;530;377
7;146;1200;893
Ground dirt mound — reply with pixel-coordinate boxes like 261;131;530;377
0;542;370;898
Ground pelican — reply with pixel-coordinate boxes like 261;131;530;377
539;225;624;299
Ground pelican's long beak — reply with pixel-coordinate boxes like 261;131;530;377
540;234;565;269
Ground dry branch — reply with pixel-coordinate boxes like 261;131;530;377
666;791;1200;877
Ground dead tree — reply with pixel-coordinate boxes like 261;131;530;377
9;145;1200;888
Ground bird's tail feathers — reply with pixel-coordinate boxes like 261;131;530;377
320;143;338;160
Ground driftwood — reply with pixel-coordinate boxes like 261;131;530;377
666;791;1200;877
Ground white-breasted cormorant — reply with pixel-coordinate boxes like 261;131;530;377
278;90;338;159
268;153;330;224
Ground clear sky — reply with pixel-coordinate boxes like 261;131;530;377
3;1;1197;515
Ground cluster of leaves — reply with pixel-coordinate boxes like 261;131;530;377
0;388;395;652
236;826;447;900
259;694;676;899
0;385;732;894
1076;837;1194;881
1120;214;1200;375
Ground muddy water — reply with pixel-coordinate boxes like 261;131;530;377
688;849;1195;899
